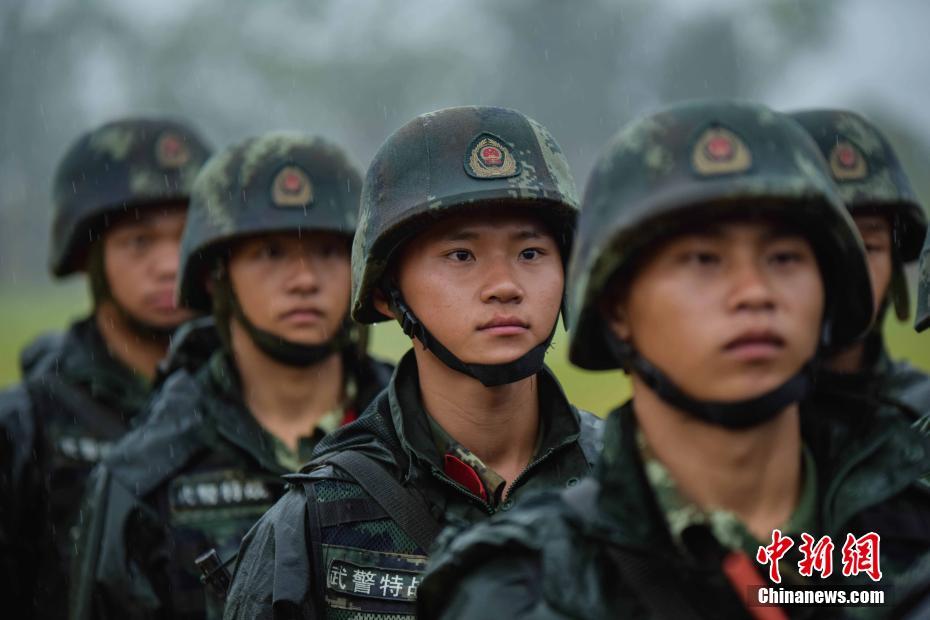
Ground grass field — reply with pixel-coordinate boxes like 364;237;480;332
2;284;928;416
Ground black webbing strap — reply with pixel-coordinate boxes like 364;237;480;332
326;451;442;552
27;375;127;439
315;498;388;527
563;478;702;619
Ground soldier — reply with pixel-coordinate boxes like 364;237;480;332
789;110;930;419
0;118;211;617
419;101;930;618
223;106;603;619
68;133;393;619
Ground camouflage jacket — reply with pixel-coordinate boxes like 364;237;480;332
69;348;393;620
223;350;604;619
815;332;930;424
419;400;930;620
0;316;150;618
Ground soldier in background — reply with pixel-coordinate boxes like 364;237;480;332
419;101;930;619
790;110;930;419
223;106;603;619
69;133;393;619
0;118;211;618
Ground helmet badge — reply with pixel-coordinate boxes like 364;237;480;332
692;126;752;176
272;165;313;207
829;141;868;181
465;133;521;179
155;132;191;169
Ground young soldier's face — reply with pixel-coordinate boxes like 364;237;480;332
228;231;351;345
853;214;893;320
392;209;563;366
606;219;824;402
103;204;194;327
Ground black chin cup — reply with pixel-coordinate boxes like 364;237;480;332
386;286;552;387
606;332;812;430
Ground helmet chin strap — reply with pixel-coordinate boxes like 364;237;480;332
386;286;554;387
605;331;813;430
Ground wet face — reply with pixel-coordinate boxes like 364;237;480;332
605;219;824;402
381;209;564;365
228;231;351;345
853;214;893;320
103;204;193;328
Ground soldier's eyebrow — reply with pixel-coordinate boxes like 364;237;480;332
511;227;544;240
443;230;480;241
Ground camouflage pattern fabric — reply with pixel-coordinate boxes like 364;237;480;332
69;342;393;620
51;118;211;276
419;402;930;619
350;105;579;324
567;100;872;370
0;318;150;618
223;351;603;619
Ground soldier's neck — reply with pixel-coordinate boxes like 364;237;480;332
94;302;168;382
413;344;540;492
231;323;344;452
631;377;803;542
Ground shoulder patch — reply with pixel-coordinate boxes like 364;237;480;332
169;469;274;512
465;133;521;179
272;165;314;207
829;140;868;181
156;131;191;169
691;126;752;177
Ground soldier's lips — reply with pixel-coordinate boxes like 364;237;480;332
477;316;530;336
722;330;785;361
147;291;181;311
280;308;325;324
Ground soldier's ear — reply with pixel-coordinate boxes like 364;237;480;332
372;288;397;321
599;281;631;341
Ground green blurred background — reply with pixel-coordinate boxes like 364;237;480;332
3;282;927;416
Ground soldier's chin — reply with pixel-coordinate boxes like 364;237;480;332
141;308;196;329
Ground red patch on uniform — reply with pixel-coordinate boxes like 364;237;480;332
705;135;734;161
443;454;487;501
480;145;504;167
340;409;358;426
836;144;858;169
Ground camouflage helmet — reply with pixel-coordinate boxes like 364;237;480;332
568;100;873;371
178;132;362;312
788;109;926;260
351;105;579;324
790;109;928;321
51;118;211;277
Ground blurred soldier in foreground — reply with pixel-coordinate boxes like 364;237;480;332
0;118;210;617
791;110;930;419
224;106;603;618
69;134;392;619
419;101;930;618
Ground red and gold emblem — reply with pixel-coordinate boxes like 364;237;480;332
692;127;752;176
465;133;520;179
155;132;190;169
829;141;867;180
272;166;313;207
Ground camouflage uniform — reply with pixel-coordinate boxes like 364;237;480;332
223;106;604;619
789;110;930;422
69;134;392;620
419;102;930;619
0;118;210;618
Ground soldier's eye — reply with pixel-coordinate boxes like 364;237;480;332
447;250;474;262
129;234;153;251
259;243;284;259
519;248;544;260
682;251;718;265
770;251;803;265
